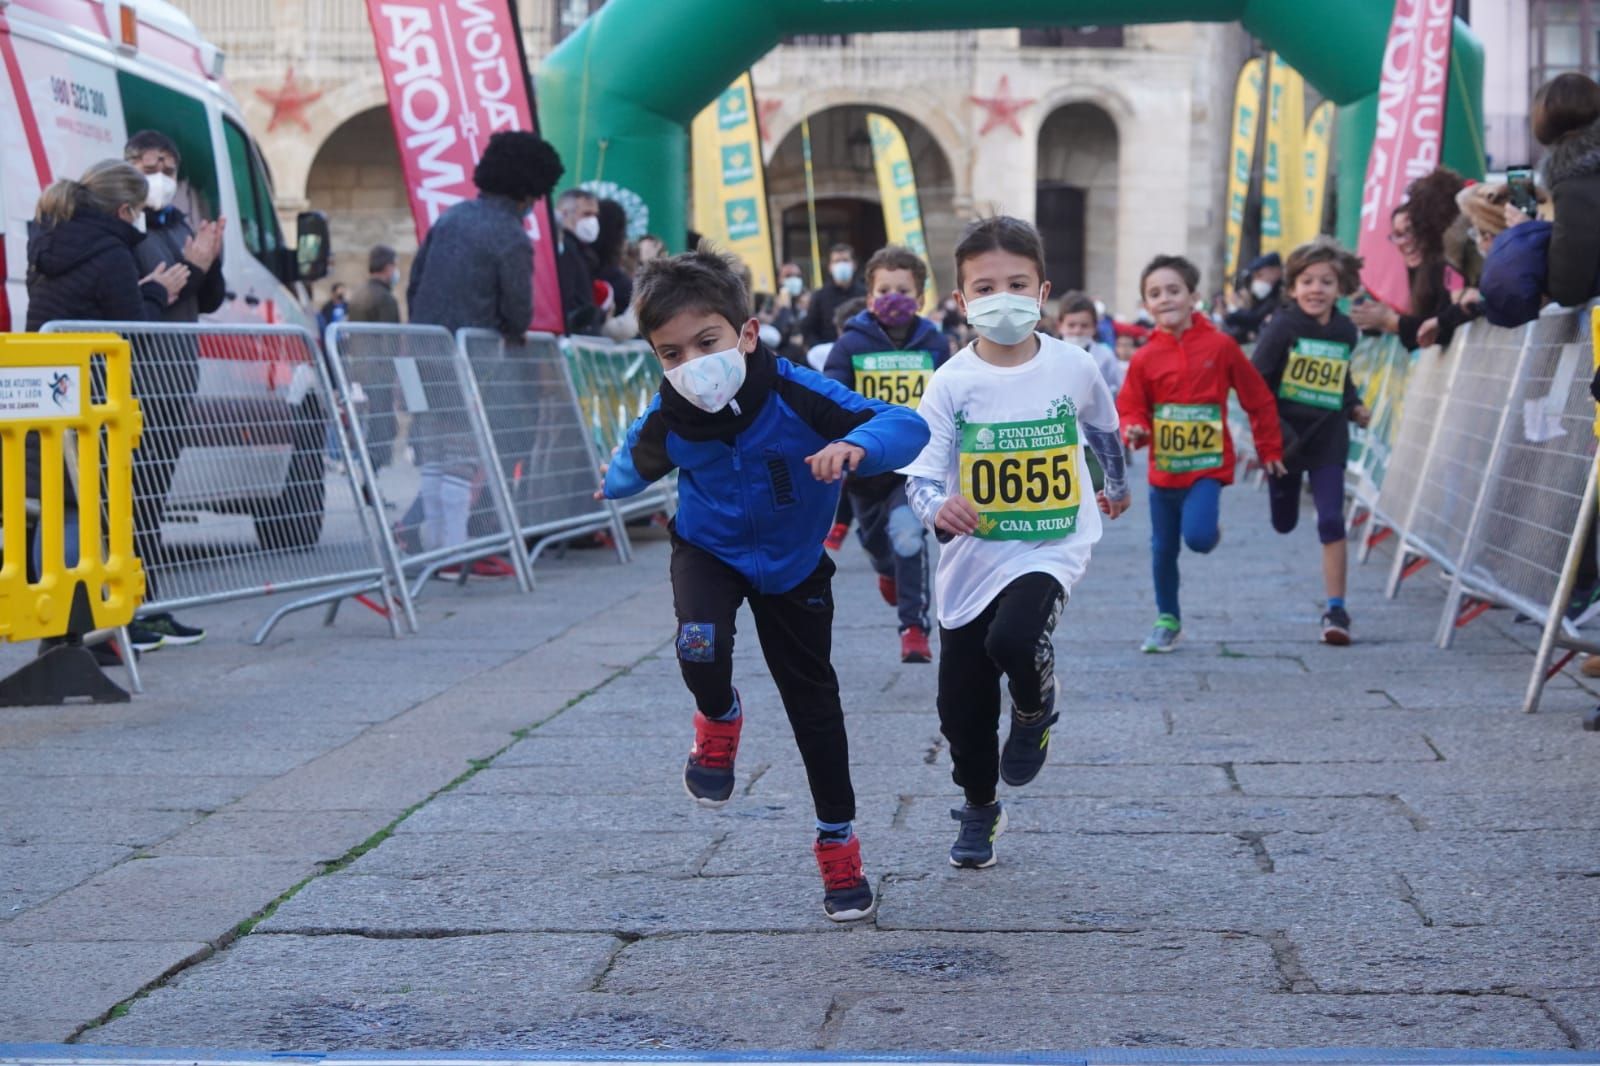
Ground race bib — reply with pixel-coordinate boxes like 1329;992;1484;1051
853;351;933;409
1280;338;1351;411
959;416;1081;541
1152;403;1224;473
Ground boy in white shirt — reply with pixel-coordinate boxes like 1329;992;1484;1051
902;217;1130;869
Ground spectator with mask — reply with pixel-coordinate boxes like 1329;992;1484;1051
801;243;865;348
24;159;188;657
121;130;228;648
1223;251;1283;343
405;131;564;564
319;282;348;337
554;187;606;335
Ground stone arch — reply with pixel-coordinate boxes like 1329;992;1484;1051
766;104;959;290
1036;99;1121;306
303;103;418;301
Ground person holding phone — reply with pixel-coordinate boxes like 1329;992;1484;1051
1505;74;1600;308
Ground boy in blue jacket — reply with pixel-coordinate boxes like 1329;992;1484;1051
602;248;930;922
824;245;950;664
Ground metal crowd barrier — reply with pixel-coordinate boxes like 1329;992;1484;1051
0;333;142;703
41;322;405;643
1364;301;1600;713
560;335;677;521
457;329;629;570
323;323;533;604
1344;331;1412;556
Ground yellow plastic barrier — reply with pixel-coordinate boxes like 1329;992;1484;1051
0;333;143;642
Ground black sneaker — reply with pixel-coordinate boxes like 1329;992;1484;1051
141;612;206;646
126;624;166;653
949;801;1007;869
1000;679;1060;787
1321;606;1352;646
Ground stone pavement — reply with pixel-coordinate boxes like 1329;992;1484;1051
2;476;1598;1053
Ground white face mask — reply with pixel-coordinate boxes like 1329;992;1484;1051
782;275;804;297
144;172;178;212
965;290;1042;346
388;268;402;288
574;216;600;244
830;261;854;286
1251;278;1274;300
1061;332;1096;349
128;208;147;234
664;345;747;414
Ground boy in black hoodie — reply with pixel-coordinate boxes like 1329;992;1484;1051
824;245;950;664
1250;237;1371;646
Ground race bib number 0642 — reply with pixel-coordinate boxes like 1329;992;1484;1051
1152;403;1224;473
959;416;1081;541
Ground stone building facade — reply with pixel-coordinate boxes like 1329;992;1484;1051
174;2;1253;315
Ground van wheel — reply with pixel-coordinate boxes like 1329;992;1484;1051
253;444;326;550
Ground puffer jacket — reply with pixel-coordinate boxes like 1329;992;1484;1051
1543;117;1600;307
25;209;168;331
604;345;930;594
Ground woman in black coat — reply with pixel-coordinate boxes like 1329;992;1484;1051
25;159;187;331
1519;73;1600;308
21;160;187;655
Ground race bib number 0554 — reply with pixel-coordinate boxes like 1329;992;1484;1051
854;351;933;409
959;416;1080;541
1152;403;1224;473
1280;338;1351;411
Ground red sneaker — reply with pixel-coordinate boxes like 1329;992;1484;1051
684;704;742;807
878;575;899;607
474;555;517;578
814;834;875;921
900;625;932;664
823;522;849;551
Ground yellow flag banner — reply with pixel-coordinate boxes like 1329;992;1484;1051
866;112;938;311
1224;57;1265;281
1299;101;1337;246
692;72;777;294
1261;53;1306;259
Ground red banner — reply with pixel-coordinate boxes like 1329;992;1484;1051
366;0;563;334
1357;0;1454;313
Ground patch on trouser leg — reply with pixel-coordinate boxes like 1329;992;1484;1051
676;622;717;662
888;504;925;558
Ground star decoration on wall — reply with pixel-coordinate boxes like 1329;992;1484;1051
757;97;783;144
969;75;1035;137
256;66;323;133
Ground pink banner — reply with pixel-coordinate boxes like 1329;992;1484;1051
1356;0;1454;313
366;0;563;334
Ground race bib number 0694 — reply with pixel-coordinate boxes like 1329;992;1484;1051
959;416;1081;541
1280;338;1351;411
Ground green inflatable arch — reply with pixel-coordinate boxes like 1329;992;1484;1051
536;1;1483;256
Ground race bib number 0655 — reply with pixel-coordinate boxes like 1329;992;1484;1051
959;416;1080;541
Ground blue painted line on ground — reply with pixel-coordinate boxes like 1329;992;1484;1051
1;1046;1597;1066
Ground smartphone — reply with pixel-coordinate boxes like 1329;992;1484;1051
1506;167;1538;216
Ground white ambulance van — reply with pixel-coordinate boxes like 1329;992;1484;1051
0;0;329;331
0;0;335;549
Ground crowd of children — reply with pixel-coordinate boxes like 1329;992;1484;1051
600;217;1374;922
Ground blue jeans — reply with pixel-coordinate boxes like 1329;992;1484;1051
1148;478;1223;621
850;480;930;632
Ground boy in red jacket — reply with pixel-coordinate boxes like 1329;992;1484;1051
1116;255;1286;653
